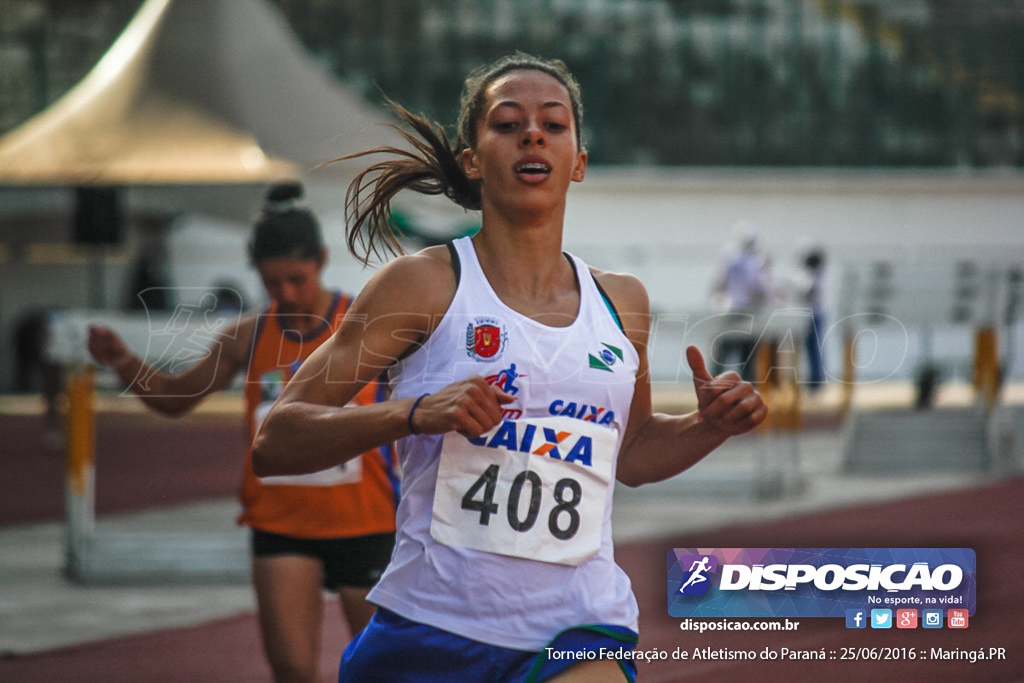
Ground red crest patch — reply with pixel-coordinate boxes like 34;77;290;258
474;324;500;358
466;318;506;361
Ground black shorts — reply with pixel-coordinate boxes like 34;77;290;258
251;529;395;590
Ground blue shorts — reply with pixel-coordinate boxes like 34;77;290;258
338;608;638;682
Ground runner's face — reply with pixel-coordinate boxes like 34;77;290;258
256;254;323;315
462;69;587;214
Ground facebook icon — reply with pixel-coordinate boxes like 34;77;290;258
845;609;867;629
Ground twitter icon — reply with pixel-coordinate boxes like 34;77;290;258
870;609;893;629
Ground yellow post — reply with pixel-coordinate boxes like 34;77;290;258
782;344;802;432
65;366;96;496
973;326;999;411
752;338;803;432
755;341;775;432
839;329;856;417
64;365;96;577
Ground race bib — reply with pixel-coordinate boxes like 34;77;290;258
254;401;363;487
431;416;617;566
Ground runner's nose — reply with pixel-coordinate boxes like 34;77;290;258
522;119;544;147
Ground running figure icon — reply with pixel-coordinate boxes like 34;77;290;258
679;556;712;593
487;363;522;395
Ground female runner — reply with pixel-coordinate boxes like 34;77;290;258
253;54;766;682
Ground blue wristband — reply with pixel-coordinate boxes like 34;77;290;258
407;393;430;435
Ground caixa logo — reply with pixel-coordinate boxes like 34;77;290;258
468;419;595;468
548;399;616;426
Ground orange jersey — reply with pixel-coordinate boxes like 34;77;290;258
239;291;398;539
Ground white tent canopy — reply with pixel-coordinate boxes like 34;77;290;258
0;0;400;188
0;0;432;393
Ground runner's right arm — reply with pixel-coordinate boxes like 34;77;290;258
252;249;512;477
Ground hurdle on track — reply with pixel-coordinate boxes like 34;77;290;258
54;310;249;585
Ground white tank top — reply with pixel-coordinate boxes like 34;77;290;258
368;236;640;651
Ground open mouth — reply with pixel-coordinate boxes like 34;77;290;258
515;161;551;177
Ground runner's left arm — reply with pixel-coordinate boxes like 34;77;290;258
595;271;767;487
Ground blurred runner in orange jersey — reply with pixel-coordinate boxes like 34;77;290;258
88;181;398;683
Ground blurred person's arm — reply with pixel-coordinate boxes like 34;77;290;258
87;321;253;417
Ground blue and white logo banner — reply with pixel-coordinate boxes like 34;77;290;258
668;548;976;618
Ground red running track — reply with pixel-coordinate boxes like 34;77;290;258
2;412;1020;681
1;411;245;526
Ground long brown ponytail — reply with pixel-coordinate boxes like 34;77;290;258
338;101;480;265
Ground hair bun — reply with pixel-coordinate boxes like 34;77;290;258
265;181;304;204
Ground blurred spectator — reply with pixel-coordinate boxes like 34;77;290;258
800;247;828;392
710;226;771;382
